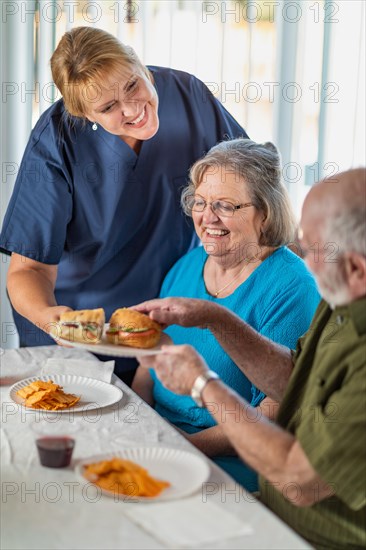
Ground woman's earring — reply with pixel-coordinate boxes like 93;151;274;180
92;122;98;131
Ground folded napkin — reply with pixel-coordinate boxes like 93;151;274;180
1;346;107;384
41;358;115;383
124;495;253;547
0;348;40;385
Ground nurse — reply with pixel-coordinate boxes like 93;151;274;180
0;27;247;383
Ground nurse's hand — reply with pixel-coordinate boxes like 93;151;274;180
39;305;73;334
133;297;218;329
39;305;73;346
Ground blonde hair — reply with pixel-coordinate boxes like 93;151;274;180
182;139;297;247
51;26;149;117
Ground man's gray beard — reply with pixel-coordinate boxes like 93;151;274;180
318;281;351;309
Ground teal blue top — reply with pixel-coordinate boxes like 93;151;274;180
150;246;320;490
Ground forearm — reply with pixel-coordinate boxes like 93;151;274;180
138;298;294;402
202;380;334;505
7;254;69;333
207;306;293;401
8;270;56;323
188;425;236;457
188;399;278;457
257;397;280;421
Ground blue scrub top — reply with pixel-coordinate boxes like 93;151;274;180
0;66;247;354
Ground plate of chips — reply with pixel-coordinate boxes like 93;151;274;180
9;374;123;413
76;447;211;502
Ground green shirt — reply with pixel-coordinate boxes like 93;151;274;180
260;298;366;550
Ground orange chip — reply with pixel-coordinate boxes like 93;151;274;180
83;458;170;497
16;380;80;411
17;386;36;399
29;380;60;392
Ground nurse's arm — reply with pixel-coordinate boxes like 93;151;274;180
7;253;72;333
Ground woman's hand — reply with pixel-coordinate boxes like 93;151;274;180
133;297;218;329
38;305;73;335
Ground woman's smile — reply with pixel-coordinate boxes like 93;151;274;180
202;226;230;239
125;107;146;126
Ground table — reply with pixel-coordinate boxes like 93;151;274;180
0;346;311;549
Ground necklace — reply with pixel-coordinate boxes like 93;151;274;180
213;259;251;298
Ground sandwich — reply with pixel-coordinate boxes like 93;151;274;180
57;308;105;344
106;308;161;349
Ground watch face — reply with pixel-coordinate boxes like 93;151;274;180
191;371;219;407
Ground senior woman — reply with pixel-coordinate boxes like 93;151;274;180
0;26;246;384
133;138;320;490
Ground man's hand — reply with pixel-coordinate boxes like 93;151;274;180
133;297;218;329
139;344;209;395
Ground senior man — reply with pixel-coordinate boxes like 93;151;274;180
137;168;366;550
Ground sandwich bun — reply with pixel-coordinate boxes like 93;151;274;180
58;308;105;344
106;308;161;349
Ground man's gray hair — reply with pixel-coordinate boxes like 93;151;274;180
325;206;366;257
182;138;296;247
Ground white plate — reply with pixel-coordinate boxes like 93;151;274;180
9;374;123;413
76;447;211;502
50;324;172;358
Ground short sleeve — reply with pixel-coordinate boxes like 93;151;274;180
296;364;366;510
0;126;72;264
249;284;317;409
250;387;266;407
259;284;320;349
249;275;320;408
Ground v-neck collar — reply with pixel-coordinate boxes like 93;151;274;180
201;247;285;300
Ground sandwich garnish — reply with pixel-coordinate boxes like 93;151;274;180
106;308;161;349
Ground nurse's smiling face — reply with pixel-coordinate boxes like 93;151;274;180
84;66;159;146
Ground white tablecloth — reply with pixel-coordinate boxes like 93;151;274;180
0;346;311;549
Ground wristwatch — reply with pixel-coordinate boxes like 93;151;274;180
191;370;219;407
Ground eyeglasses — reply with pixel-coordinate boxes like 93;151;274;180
184;195;254;218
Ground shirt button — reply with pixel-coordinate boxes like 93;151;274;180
316;376;325;386
336;315;344;325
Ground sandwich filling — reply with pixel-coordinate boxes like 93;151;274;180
61;322;101;342
106;326;157;337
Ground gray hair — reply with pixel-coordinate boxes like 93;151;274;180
182;138;296;247
325;205;366;258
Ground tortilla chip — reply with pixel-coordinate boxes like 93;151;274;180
29;380;60;392
16;380;80;410
83;458;170;497
17;386;36;399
